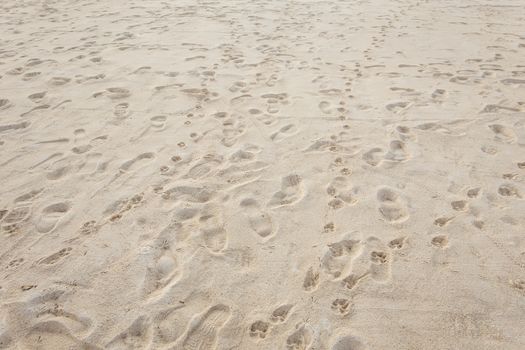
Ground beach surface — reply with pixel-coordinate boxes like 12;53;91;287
1;0;525;348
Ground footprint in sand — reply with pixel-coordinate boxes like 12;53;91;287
331;299;352;316
150;115;167;131
0;98;13;110
362;148;384;166
178;304;231;350
271;124;299;142
142;241;180;299
376;187;409;224
386;101;411;113
36;202;71;233
286;324;312;350
221;118;246;147
268;174;304;208
321;234;363;279
240;198;275;239
270;304;294;323
326;176;357;209
186;154;223;179
249;320;271;339
488;124;516;144
199;205;228;253
107;316;152;349
303;267;320;292
431;235;449;248
384;140;410;162
396;125;416;141
120;152;156;173
331;336;366;350
38;247;72;265
2;189;44;228
498;183;522;198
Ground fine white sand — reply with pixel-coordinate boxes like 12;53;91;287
1;0;525;349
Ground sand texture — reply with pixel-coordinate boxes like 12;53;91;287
1;0;525;349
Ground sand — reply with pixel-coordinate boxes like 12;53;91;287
0;0;525;348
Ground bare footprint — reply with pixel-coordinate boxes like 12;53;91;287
268;174;304;208
36;202;71;233
240;198;274;239
199;206;228;253
376;188;409;224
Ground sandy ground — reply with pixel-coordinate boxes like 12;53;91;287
0;0;525;349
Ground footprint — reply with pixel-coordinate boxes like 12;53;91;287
362;148;384;166
467;187;481;198
270;124;298;142
28;92;46;104
179;304;231;350
199;206;227;253
498;183;522;198
286;324;312;350
431;235;448;248
268;174;304;208
107;316;152;349
303;267;320;292
388;236;407;250
369;249;391;282
106;87;131;100
321;236;363;279
120;153;155;173
240;198;274;239
396;125;416;141
270;304;293;323
79;153;102;174
488;124;516;144
162;186;215;204
384;140;410;162
331;299;352;316
451;200;468;211
249;320;270;339
49;77;71;86
376;188;409;224
186;154;223;179
326;177;357;209
3;206;31;225
332;336;366;350
36;202;71;233
386;101;411;113
150;115;167;131
113;102;131;120
0;98;13;110
38;247;72;265
0;121;31;134
21;321;96;350
142;242;180;298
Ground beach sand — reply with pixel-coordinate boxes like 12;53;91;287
0;0;525;348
